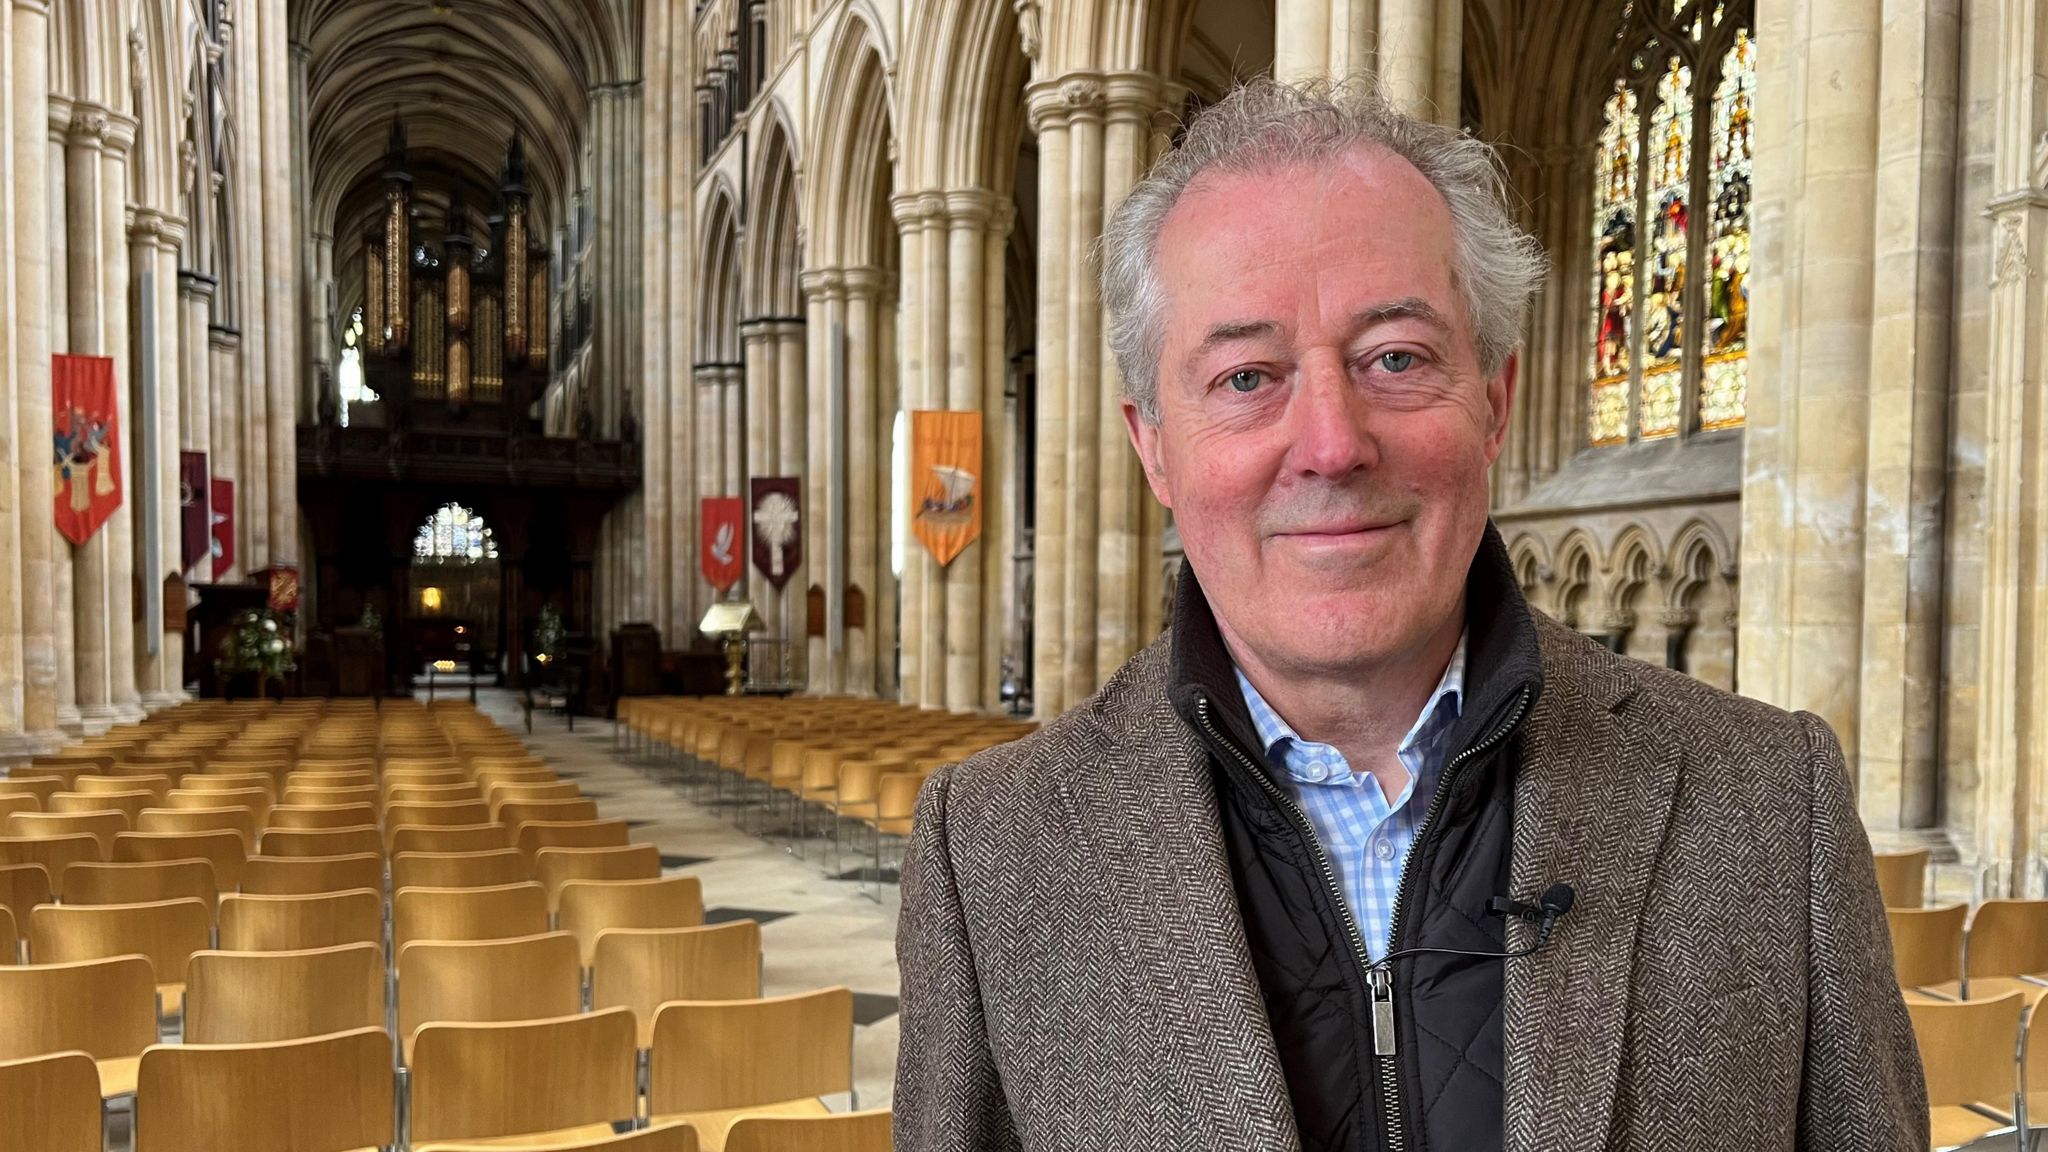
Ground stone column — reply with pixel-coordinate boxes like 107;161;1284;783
1026;84;1071;718
891;195;931;705
307;230;332;408
740;320;776;615
63;104;115;730
1276;0;1377;84
1856;0;1957;835
874;285;901;700
843;267;884;696
0;0;21;756
1380;0;1440;118
1738;0;1881;776
236;0;270;574
10;0;61;749
259;0;297;570
46;96;76;729
774;317;805;669
132;211;189;708
942;189;991;712
800;270;835;690
207;327;240;580
980;207;1010;711
100;114;141;722
1275;0;1457;123
1059;78;1106;712
720;364;743;497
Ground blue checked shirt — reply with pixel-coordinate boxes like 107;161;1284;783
1233;632;1467;962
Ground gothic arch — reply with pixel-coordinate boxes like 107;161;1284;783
1552;529;1600;629
698;184;743;364
899;0;1029;192
1667;517;1736;612
809;14;897;270
1605;525;1663;629
745;109;804;318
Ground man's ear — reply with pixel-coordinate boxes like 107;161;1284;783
1123;400;1174;510
1483;354;1518;465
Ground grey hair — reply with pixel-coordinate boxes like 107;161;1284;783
1101;76;1547;423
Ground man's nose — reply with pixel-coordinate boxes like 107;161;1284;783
1283;353;1378;478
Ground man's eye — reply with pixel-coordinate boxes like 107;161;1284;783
1379;351;1417;373
1225;369;1263;393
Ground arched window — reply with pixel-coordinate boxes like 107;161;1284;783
1589;1;1753;447
414;502;498;564
336;306;377;426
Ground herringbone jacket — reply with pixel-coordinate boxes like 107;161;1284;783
894;610;1928;1151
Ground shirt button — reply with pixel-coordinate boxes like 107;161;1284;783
1374;838;1395;862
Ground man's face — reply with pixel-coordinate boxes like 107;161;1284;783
1126;145;1514;680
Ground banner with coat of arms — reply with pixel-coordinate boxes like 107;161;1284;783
749;477;802;589
51;354;122;546
209;478;235;581
910;409;982;567
700;496;746;593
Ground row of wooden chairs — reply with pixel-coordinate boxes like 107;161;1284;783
1887;899;2048;1005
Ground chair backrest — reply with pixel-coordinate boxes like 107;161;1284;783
1963;899;2048;982
48;790;155;824
391;822;514;855
177;774;275;803
383;800;491;832
239;852;382;896
62;859;218;915
498;798;600;829
1886;903;1968;988
264;803;378;832
217;889;382;952
534;845;661;912
384;783;483;808
114;830;247;888
591;923;763;1045
392;849;529;891
257;825;383;859
396;931;583;1060
284;770;374;791
162;788;271;819
132;1026;395;1152
1872;848;1930;909
0;1051;103;1152
648;988;855;1113
1906;992;2024;1110
184;943;386;1044
724;1111;894;1152
8;811;128;854
398;1125;697;1152
28;898;211;987
0;955;158;1066
135;807;259;850
0;778;65;807
560;876;705;963
281;785;379;809
0;835;99;894
408;1009;638;1144
515;819;629;862
392;882;548;951
484;781;580;809
0;796;38;825
0;863;50;939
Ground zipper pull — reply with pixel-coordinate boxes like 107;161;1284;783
1368;966;1397;1055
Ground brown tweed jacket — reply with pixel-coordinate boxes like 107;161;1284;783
895;611;1928;1151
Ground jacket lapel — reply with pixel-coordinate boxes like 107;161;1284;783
1061;685;1303;1152
1503;623;1682;1152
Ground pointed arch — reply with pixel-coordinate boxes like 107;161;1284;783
810;9;898;272
745;106;804;318
898;0;1028;192
697;183;742;362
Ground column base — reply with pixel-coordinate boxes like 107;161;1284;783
1867;826;1959;862
112;700;147;724
76;703;121;736
0;728;68;766
140;690;190;712
56;705;84;737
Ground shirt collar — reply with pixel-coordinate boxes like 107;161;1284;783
1234;630;1468;760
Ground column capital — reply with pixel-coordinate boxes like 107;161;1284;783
1657;607;1698;630
888;191;948;232
1026;72;1106;130
47;93;73;139
207;324;241;351
840;265;888;299
943;188;1002;226
179;270;219;300
131;207;188;248
10;0;50;15
1102;71;1165;122
799;267;846;299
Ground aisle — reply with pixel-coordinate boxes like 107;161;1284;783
475;689;904;1110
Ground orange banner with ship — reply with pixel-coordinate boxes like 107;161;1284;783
910;409;982;567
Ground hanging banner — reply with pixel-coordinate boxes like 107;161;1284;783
749;477;802;590
179;452;210;571
700;496;746;593
51;354;123;546
911;409;983;567
209;478;235;581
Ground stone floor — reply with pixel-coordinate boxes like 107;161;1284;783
477;689;906;1111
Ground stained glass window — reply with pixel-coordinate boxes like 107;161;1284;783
414;503;498;564
1587;2;1753;446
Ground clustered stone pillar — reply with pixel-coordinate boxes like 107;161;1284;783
800;269;839;690
131;210;189;708
1274;0;1460;124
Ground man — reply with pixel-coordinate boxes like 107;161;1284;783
894;78;1926;1152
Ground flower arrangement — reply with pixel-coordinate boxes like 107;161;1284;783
533;603;566;667
216;608;296;688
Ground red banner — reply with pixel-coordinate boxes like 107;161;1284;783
179;451;209;571
700;497;745;594
911;409;983;567
52;354;122;546
266;565;300;614
209;478;235;580
750;477;802;590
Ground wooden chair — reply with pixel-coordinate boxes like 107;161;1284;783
0;777;65;808
417;1124;697;1152
1905;991;2024;1149
0;1052;102;1152
517;819;630;862
392;823;514;856
591;923;764;1045
1888;903;1968;991
239;852;382;896
184;943;385;1044
49;789;156;824
264;803;377;832
175;774;275;804
0;863;51;944
0;955;157;1099
392;882;549;951
8;811;128;856
280;785;379;810
648;989;857;1146
484;781;581;810
131;1026;395;1152
560;876;706;964
162;787;271;823
217;889;382;952
258;825;383;859
385;783;484;808
724;1111;893;1152
28;898;211;1006
0;835;100;895
407;1009;638;1145
114;830;247;889
0;796;38;825
283;770;374;791
498;798;600;829
383;801;492;840
1944;899;2048;1003
63;860;218;916
395;931;583;1061
136;807;259;850
534;845;662;912
1873;848;1930;910
392;849;529;891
